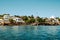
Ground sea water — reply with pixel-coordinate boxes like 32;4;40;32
0;25;60;40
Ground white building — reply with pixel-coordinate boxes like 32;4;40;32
3;14;10;20
50;16;59;23
50;16;55;19
3;14;10;24
13;17;25;23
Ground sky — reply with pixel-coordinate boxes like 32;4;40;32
0;0;60;17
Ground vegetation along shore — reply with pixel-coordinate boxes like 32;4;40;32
0;14;60;26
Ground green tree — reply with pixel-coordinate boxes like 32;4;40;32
3;14;10;16
25;20;31;24
36;16;45;22
30;18;35;23
14;15;20;18
9;19;14;23
25;18;35;24
31;15;34;18
0;15;3;17
22;16;28;22
56;17;60;21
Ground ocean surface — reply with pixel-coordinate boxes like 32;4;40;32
0;25;60;40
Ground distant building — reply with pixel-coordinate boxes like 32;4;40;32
13;17;24;23
50;16;59;23
3;14;10;25
45;16;59;25
0;19;4;25
3;14;10;20
12;17;25;23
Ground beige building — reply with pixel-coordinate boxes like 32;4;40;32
0;19;4;25
45;16;59;24
3;14;10;25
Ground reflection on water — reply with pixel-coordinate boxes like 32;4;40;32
0;25;60;40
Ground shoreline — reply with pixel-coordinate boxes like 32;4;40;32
0;24;60;26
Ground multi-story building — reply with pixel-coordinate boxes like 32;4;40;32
3;14;10;25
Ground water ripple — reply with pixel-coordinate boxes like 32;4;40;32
0;26;60;40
